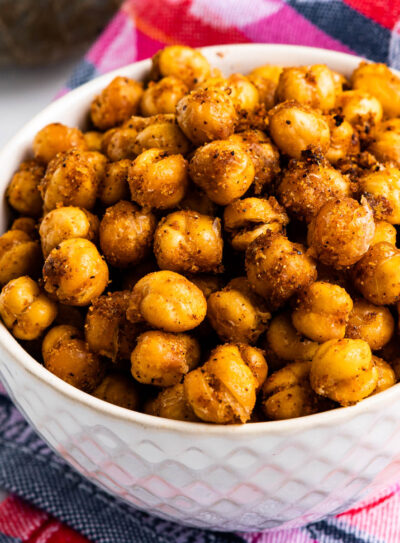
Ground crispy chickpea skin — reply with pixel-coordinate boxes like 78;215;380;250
373;356;396;394
276;65;336;110
33;123;87;164
0;229;41;285
93;372;140;410
99;159;130;206
135;117;190;156
345;298;394;351
128;149;188;210
150;45;210;88
176;88;237;145
369;119;400;167
268;101;330;159
184;343;257;424
39;149;106;212
39;206;99;258
141;76;189;116
292;281;353;343
246;232;317;310
307;197;375;268
7;159;44;217
198;74;260;113
353;242;400;305
100;201;156;268
310;338;378;406
189;140;255;206
131;330;200;386
43;238;109;306
85;291;139;361
90;76;143;130
325;115;360;165
154;210;223;274
42;325;104;392
235;343;268;391
101;126;138;162
352;62;400;118
247;65;282;109
0;276;57;340
207;277;270;344
335;90;382;130
127;271;207;332
371;221;396;246
145;383;199;421
11;218;37;238
84;131;103;152
359;165;400;224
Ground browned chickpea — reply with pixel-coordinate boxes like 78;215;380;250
0;229;41;285
346;298;394;351
372;356;396;394
207;277;270;344
11;218;37;238
101;127;138;162
127;271;207;332
292;281;353;343
176;88;237;145
0;276;57;340
353;242;400;305
39;149;106;212
84;131;103;152
145;383;199;422
135;118;190;156
235;343;268;391
43;238;109;306
198;74;260;113
131;330;200;386
141;76;189;116
99;201;156;268
335;90;382;130
325;115;360;165
33;123;87;164
7;159;44;217
268;101;330;159
42;325;104;392
150;45;210;89
246;232;317;310
186;274;224;299
359;165;400;224
189;140;255;206
307;197;375;268
179;186;217;216
247;65;282;109
128;149;188;210
184;343;257;424
276;65;336;110
93;372;140;410
98;160;130;206
368;119;400;166
352;62;400;118
371;221;396;246
90;76;143;130
39;206;99;258
154;210;223;274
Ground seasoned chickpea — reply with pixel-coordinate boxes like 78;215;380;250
247;65;282;109
176;88;237;145
0;229;41;285
39;149;106;212
268;101;330;159
42;325;104;392
198;74;259;113
189;140;255;205
127;271;207;332
101;126;138;161
131;330;200;386
99;160;130;206
235;343;268;391
369;119;400;167
187;274;224;299
353;242;400;305
84;131;103;152
352;62;400;118
151;45;210;88
345;298;394;351
276;65;336;110
0;276;57;340
128;149;188;210
325;115;360;164
154;210;223;274
7;160;44;217
93;372;140;410
11;218;37;238
184;343;257;424
277;155;351;222
100;201;156;268
33;123;87;164
141;76;188;116
207;277;270;344
335;90;382;130
90;76;143;130
135;117;190;155
246;232;317;310
372;356;396;394
292;281;353;343
145;383;199;422
371;221;396;246
307;197;375;268
359;165;400;224
39;206;99;258
43;238;109;306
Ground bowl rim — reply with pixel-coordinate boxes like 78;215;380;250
1;42;397;437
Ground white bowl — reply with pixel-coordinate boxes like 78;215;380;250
1;44;400;533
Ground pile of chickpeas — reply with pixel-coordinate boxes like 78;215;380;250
3;46;400;424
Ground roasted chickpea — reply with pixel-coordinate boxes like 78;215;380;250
150;45;210;88
246;232;317;310
99;201;156;268
189;140;255;205
307;197;375;268
371;221;396;246
187;274;224;299
141;76;189;116
359;165;400;224
43;238;109;306
373;356;396;394
310;338;378;406
39;149;106;212
184;343;257;424
335;90;382;130
101;127;138;162
33;123;87;164
0;229;41;285
353;242;400;305
369;119;400;167
135;117;190;155
198;74;259;113
90;76;143;130
128;149;188;210
0;276;57;340
42;325;104;392
176;88;237;145
268;101;330;159
39;206;99;258
93;372;140;410
99;159;130;206
345;298;394;351
11;218;37;238
352;62;400;118
325;115;360;164
145;383;199;422
276;65;336;110
84;131;103;152
7;159;44;217
131;330;200;387
127;271;207;332
247;65;282;109
235;343;268;391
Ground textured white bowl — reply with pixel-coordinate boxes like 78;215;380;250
1;44;400;533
